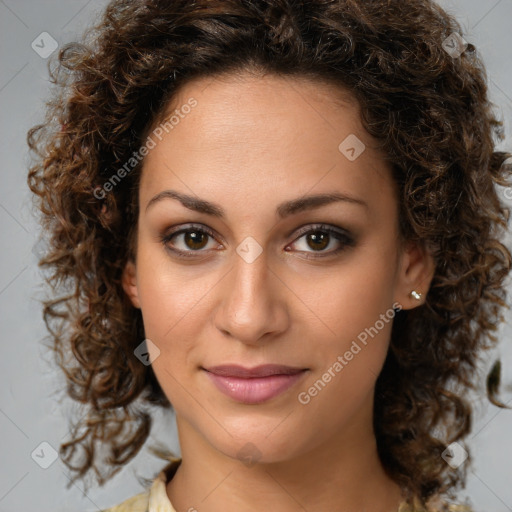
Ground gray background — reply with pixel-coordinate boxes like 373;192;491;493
0;0;511;511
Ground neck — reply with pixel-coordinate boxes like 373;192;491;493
166;395;404;512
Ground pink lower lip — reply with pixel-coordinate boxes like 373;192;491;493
204;370;307;404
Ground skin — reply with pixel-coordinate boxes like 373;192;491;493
122;71;435;512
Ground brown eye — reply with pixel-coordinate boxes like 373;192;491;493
305;231;330;251
183;230;209;250
287;224;356;258
160;224;220;257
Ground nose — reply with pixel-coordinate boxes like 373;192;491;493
213;247;290;345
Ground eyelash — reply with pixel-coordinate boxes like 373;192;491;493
159;223;355;260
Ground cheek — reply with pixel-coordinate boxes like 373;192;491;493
135;259;203;406
135;240;205;335
133;248;192;364
295;269;396;435
305;243;398;344
294;240;398;412
134;242;226;392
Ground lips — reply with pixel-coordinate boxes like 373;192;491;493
204;364;305;378
202;364;308;404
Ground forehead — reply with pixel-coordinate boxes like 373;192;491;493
153;72;365;149
139;72;396;221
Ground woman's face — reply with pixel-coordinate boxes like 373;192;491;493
122;72;434;464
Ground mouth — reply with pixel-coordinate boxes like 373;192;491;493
202;364;308;404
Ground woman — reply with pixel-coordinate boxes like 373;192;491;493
27;0;512;511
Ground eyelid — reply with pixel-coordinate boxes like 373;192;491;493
290;223;352;241
163;223;219;240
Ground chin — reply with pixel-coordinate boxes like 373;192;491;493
208;423;310;467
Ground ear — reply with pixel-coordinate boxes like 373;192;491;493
394;240;435;310
122;259;141;309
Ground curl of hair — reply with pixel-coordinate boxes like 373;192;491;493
27;0;512;507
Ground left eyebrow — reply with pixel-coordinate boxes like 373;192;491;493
144;189;368;218
276;192;368;218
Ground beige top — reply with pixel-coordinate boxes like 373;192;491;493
100;456;473;512
100;456;181;512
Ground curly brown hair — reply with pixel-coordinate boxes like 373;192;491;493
27;0;512;508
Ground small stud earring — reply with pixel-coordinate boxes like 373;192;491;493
410;290;422;301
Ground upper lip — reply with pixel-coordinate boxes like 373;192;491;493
203;364;306;378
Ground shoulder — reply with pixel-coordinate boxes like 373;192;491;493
99;456;181;512
99;492;149;512
100;490;150;512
